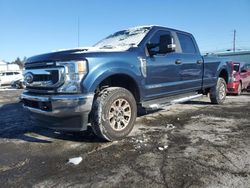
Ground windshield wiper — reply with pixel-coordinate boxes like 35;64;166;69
100;45;114;49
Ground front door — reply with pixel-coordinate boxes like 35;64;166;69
144;30;182;99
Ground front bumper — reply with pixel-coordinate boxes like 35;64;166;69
21;92;94;131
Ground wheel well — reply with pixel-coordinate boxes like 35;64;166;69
202;69;229;95
219;69;228;83
96;74;140;102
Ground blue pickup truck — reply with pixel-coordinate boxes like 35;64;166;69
21;26;230;141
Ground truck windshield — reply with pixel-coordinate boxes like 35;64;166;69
94;26;151;49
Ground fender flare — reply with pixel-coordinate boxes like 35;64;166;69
83;67;142;94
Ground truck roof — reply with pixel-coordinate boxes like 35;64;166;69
129;25;193;36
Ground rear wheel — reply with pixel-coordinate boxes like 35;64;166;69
91;87;137;141
247;85;250;93
210;77;227;104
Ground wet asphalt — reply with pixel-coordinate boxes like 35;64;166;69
0;89;250;188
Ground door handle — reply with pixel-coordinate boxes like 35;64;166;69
175;60;182;64
197;60;203;64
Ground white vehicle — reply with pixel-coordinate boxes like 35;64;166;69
0;71;23;86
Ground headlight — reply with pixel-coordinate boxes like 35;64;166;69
57;60;88;93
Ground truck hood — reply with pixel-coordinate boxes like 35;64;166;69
26;46;131;63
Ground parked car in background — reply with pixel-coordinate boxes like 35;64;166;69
11;78;25;89
227;61;250;95
0;71;23;86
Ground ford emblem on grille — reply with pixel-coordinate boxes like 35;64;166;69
24;72;34;84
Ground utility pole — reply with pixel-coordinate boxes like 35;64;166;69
77;16;80;47
233;29;236;52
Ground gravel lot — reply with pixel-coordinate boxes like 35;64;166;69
0;89;250;188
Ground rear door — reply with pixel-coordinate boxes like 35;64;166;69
175;32;203;92
14;72;21;80
5;72;14;84
246;64;250;87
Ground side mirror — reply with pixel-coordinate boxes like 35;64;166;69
146;43;157;56
159;35;176;54
167;44;176;51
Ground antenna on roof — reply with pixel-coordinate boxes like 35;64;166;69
77;16;80;47
233;29;236;52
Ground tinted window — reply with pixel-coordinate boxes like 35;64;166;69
246;64;250;70
233;64;240;72
14;72;20;75
6;72;13;76
177;33;197;54
240;63;246;70
148;30;172;55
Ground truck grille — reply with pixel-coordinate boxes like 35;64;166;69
32;70;58;83
25;62;56;69
24;63;65;93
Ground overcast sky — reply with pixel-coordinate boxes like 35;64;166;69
0;0;250;62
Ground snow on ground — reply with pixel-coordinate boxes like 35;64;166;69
0;86;17;91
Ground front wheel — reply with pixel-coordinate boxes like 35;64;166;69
209;77;227;104
91;87;137;141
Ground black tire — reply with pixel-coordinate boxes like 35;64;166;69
91;87;137;141
247;85;250;93
16;83;21;89
209;77;227;104
237;83;242;96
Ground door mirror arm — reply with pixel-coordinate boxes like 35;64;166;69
167;44;176;52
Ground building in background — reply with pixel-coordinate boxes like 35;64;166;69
0;60;21;72
216;51;250;64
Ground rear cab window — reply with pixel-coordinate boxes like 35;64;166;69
246;64;250;70
240;63;246;72
177;32;197;54
6;72;14;76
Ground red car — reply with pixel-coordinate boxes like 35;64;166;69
227;61;250;95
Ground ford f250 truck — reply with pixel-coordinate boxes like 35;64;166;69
21;26;230;141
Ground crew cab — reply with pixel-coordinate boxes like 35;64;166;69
227;61;250;95
21;26;230;141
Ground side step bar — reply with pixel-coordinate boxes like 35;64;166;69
171;94;203;104
144;94;203;110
